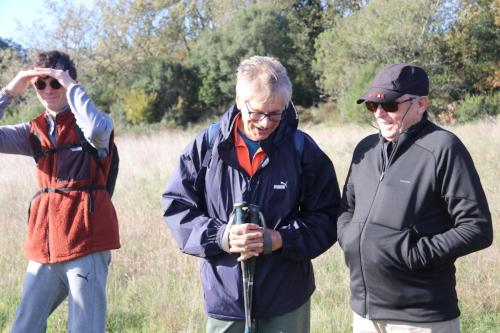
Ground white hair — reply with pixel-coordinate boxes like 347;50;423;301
235;56;292;107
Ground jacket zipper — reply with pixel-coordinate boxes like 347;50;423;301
358;179;383;319
47;203;51;262
359;143;393;318
47;141;54;263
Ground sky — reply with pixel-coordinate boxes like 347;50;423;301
0;0;46;42
0;0;91;45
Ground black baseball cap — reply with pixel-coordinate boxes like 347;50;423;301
357;64;429;104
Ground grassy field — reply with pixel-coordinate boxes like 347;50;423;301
0;120;498;332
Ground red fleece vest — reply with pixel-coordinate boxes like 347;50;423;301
27;111;120;263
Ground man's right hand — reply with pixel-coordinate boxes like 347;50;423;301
229;223;264;261
5;70;38;97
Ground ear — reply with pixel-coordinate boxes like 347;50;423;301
417;96;429;114
235;97;243;111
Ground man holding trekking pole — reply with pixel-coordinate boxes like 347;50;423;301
163;55;340;332
0;50;120;332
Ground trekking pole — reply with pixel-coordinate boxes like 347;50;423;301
244;204;261;333
234;201;255;333
234;202;247;227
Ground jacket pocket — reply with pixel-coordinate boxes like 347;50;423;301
339;220;362;269
56;146;91;182
410;218;452;238
362;222;413;271
405;220;454;271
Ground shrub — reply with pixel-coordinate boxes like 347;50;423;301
455;92;499;123
123;89;157;125
337;62;379;124
125;58;201;126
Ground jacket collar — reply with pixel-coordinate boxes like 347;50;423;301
378;112;429;162
379;112;429;145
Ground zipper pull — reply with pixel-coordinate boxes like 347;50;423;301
380;172;385;181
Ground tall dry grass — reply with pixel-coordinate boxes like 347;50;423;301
0;119;498;332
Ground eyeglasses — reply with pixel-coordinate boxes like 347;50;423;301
34;78;62;90
245;101;283;122
365;98;416;113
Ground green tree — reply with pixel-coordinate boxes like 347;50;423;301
336;61;379;123
190;3;295;112
123;89;157;124
0;39;41;125
314;0;441;121
315;0;438;98
119;57;201;125
17;0;207;118
428;0;499;119
454;91;499;123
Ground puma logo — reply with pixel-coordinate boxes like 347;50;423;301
273;181;288;190
77;273;89;282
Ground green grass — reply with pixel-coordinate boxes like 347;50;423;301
0;119;498;332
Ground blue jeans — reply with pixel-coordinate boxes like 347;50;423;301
11;251;111;333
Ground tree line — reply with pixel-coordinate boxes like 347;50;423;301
0;0;498;127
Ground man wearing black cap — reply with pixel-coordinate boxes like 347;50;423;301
337;64;492;333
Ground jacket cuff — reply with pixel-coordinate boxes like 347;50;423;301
0;87;13;105
263;228;273;254
1;87;14;99
217;214;235;253
280;230;291;254
277;228;299;257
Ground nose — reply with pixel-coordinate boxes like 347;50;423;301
259;115;272;126
42;85;58;94
374;105;387;117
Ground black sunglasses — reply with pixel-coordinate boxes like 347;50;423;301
34;78;62;90
365;98;415;113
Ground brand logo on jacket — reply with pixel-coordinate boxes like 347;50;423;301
400;179;411;184
273;181;288;190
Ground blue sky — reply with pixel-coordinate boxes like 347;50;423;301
0;0;46;41
0;0;91;44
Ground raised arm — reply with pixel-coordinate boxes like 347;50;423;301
33;67;114;155
0;70;39;156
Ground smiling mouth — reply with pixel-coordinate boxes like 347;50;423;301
254;126;268;132
378;120;393;125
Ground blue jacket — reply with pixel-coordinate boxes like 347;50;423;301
162;104;340;320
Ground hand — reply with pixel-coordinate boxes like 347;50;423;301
269;229;283;252
229;223;263;261
33;68;77;89
5;70;38;97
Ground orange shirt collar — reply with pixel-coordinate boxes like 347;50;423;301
233;116;266;176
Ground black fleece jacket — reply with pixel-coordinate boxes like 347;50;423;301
337;114;493;322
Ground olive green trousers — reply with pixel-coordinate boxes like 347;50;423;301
206;299;310;333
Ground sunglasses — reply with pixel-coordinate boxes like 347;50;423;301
34;78;62;90
365;98;415;113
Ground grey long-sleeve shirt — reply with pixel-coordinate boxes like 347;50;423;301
0;84;113;157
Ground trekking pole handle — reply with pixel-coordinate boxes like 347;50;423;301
234;202;247;225
248;204;260;225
